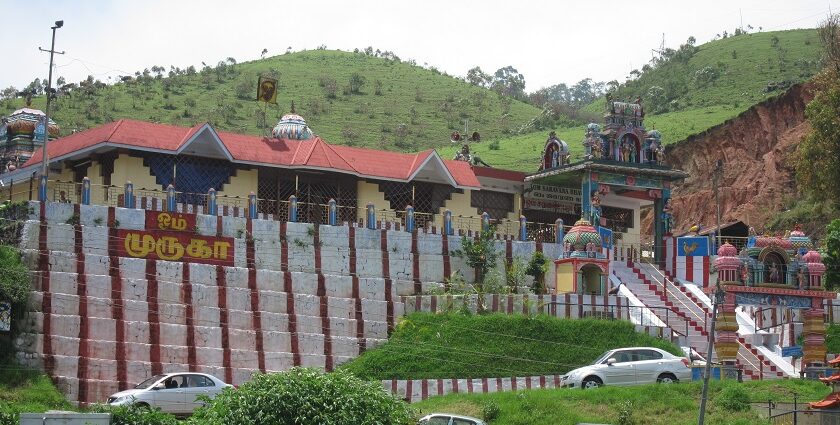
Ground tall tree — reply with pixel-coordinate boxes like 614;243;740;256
491;66;526;100
466;66;491;88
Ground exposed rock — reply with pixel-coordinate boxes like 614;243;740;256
642;83;814;237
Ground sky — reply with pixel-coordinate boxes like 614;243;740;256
0;0;837;93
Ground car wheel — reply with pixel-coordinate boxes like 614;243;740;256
582;376;602;389
657;373;678;384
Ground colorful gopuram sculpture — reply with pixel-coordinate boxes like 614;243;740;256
554;218;609;295
541;131;570;169
0;107;60;173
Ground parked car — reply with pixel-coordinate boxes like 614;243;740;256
418;413;487;425
561;347;691;389
107;372;232;414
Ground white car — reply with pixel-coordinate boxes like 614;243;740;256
107;372;232;414
561;347;691;389
418;413;487;425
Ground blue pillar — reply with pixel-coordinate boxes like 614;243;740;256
288;195;298;222
124;181;135;209
519;215;527;241
166;184;176;211
248;192;257;219
366;202;376;230
444;209;453;236
207;188;218;215
581;173;594;223
405;205;415;233
81;177;91;205
327;199;337;226
38;175;48;202
481;211;490;232
555;218;565;245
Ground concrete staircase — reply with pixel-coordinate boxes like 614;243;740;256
614;260;787;380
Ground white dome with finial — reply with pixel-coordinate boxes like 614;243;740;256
271;113;312;140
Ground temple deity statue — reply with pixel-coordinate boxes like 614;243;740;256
590;191;602;226
662;198;674;234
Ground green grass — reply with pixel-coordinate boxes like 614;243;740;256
0;361;74;415
413;379;830;425
4;50;541;152
340;313;681;380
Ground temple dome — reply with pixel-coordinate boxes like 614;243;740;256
563;218;602;251
717;242;737;257
271;113;312;140
803;250;822;264
646;129;662;140
4;107;60;138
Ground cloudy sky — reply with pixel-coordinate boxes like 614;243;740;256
1;0;836;92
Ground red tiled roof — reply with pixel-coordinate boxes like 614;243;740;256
23;119;484;188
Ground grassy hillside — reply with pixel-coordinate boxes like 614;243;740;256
413;379;829;425
461;29;822;172
3;50;541;152
0;361;73;420
340;313;680;380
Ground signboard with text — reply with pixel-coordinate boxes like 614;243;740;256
523;184;581;214
117;210;234;266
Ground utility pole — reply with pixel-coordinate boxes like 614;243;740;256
698;160;725;425
38;20;65;181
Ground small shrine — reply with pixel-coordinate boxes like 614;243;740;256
809;355;840;410
272;113;313;140
540;131;570;170
554;218;609;295
0;107;60;173
713;226;832;375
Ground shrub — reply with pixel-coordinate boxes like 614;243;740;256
89;403;178;425
0;246;30;304
482;400;500;421
715;385;751;412
191;368;414;425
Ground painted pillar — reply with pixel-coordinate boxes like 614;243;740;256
288;195;298;223
555;218;565;245
327;199;337;226
38;175;47;202
444;209;453;235
81;177;91;205
803;299;827;367
481;211;490;232
714;292;740;375
248;192;257;219
207;188;218;216
405;205;415;233
581;172;594;225
366;202;376;230
166;184;176;212
653;197;664;269
519;215;527;241
124;181;135;209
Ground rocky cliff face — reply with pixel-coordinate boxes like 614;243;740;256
644;83;815;236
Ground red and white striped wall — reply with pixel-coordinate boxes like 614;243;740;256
383;375;564;403
664;236;710;287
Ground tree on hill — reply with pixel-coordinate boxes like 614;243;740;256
491;66;526;100
824;219;840;291
466;66;492;88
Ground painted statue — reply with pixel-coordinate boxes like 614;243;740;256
797;267;807;290
453;144;490;167
551;146;560;168
656;143;666;165
768;263;780;283
662;198;674;234
583;123;602;159
590;191;602;226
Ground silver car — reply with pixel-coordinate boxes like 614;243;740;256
107;372;232;414
561;347;691;389
418;413;487;425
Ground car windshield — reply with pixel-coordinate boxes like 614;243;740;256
135;374;166;389
592;350;615;365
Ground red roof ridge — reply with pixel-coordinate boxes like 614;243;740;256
177;122;209;148
317;137;358;173
406;149;434;179
106;119;126;142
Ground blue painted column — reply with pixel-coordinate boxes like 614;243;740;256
166;184;176;211
288;195;298;222
124;181;135;209
327;199;337;226
207;188;218;215
444;209;453;236
555;218;565;245
581;172;594;224
38;175;48;202
405;205;415;233
481;212;490;232
81;177;91;205
519;215;527;241
248;192;257;219
366;202;376;230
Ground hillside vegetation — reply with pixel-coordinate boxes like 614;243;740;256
3;50;541;152
413;379;829;425
442;29;822;171
340;313;680;380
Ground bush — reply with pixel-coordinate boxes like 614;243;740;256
89;403;178;425
715;385;751;412
0;246;30;304
191;368;414;425
482;400;500;421
0;409;18;425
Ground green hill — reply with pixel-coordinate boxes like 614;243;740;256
2;50;541;152
440;29;822;172
339;312;680;380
